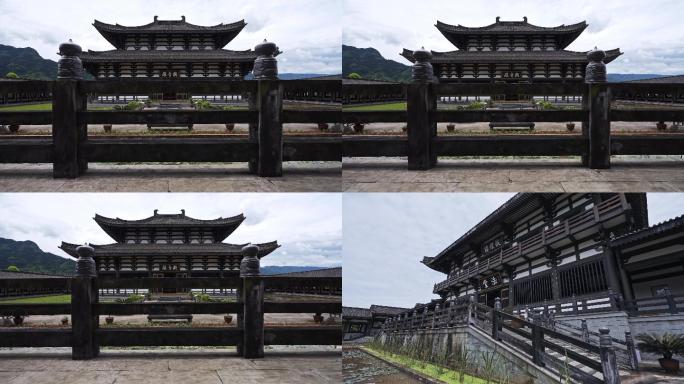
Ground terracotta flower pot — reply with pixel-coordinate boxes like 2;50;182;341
224;315;233;324
446;124;456;133
659;358;680;373
566;123;575;132
353;122;364;133
105;316;114;325
225;123;235;132
61;318;69;326
103;124;113;133
8;124;20;133
657;121;668;131
12;315;24;326
313;314;324;323
510;318;524;329
318;123;329;131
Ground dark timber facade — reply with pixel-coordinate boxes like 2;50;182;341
402;17;621;100
424;194;648;310
59;210;278;292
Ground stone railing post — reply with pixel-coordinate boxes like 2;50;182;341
240;244;264;358
531;310;545;366
599;328;621;384
492;297;502;340
54;40;86;179
252;40;283;177
407;47;437;170
586;48;611;169
581;319;590;342
71;244;99;360
625;331;640;371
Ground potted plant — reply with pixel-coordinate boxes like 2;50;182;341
636;333;684;373
313;313;324;323
446;123;456;133
8;124;20;133
225;123;235;132
105;315;114;325
61;316;69;326
657;121;668;131
103;124;113;133
353;122;364;133
318;123;329;131
566;123;575;132
224;314;233;324
510;315;525;329
12;315;24;326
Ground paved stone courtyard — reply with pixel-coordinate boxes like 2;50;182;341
343;157;684;192
0;347;341;384
0;162;341;192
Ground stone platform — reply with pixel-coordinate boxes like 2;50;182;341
343;157;684;192
0;347;341;384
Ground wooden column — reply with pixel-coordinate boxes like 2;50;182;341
256;80;283;177
240;244;264;358
53;40;85;179
407;47;437;170
586;49;611;169
531;310;545;366
71;245;98;360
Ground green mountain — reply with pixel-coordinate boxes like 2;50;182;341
0;44;57;80
343;45;411;82
0;237;74;275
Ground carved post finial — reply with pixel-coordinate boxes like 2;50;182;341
586;48;607;83
240;244;260;277
75;244;96;277
412;47;434;83
494;297;502;310
58;40;83;80
253;40;279;80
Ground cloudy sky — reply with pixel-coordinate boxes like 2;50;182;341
0;193;341;267
343;0;684;75
0;0;341;74
343;193;684;309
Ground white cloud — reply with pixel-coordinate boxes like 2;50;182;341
0;0;341;74
342;193;684;309
343;0;684;75
0;193;342;268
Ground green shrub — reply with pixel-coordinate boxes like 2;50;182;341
113;100;145;111
347;72;362;79
116;294;145;304
536;100;556;110
194;99;215;110
464;101;487;110
6;265;20;272
5;72;18;79
636;333;684;359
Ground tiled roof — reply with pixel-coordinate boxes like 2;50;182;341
436;19;587;34
369;305;410;316
81;49;257;63
626;75;684;84
59;241;279;258
0;270;67;279
401;48;622;64
93;18;246;33
94;211;245;227
610;215;684;248
307;74;342;81
342;306;372;318
272;267;342;278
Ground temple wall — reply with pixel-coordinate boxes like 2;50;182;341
378;327;559;384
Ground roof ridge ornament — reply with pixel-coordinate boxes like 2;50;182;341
523;16;528;23
154;15;158;22
496;16;500;23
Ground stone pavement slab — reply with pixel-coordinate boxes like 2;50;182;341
0;347;341;384
342;157;684;192
0;162;341;193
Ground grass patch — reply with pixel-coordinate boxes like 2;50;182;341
0;294;71;304
0;102;53;111
363;346;493;384
344;102;407;111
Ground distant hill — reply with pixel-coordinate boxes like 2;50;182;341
0;44;57;80
245;73;334;80
0;237;74;275
261;266;334;275
343;45;411;82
